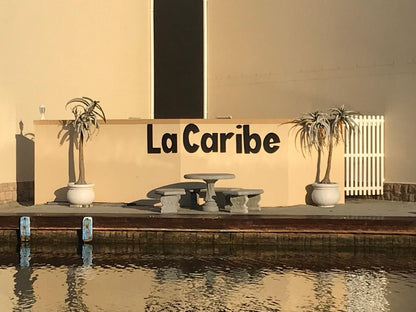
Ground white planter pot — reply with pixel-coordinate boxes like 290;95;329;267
67;183;95;207
311;183;340;208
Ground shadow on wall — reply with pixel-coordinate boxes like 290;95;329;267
54;121;76;202
15;121;34;205
305;184;314;205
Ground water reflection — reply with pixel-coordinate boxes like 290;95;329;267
1;243;416;311
346;270;389;312
13;264;36;311
65;266;88;311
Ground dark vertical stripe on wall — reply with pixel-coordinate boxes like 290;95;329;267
154;0;204;118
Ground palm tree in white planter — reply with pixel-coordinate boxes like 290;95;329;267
289;106;358;207
66;97;106;207
311;106;359;207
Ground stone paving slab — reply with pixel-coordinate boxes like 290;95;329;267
0;199;415;218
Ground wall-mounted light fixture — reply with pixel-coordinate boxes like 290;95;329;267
39;105;45;120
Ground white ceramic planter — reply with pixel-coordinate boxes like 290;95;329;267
67;183;95;207
311;183;340;208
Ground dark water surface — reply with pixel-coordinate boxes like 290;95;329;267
1;243;416;311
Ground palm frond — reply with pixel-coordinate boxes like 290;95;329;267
328;105;360;144
66;96;106;142
287;111;331;156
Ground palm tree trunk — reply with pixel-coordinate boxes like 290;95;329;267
76;133;86;184
321;139;333;184
315;147;321;183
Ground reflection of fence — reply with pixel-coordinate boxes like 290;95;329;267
345;115;384;196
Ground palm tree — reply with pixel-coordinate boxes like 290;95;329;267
288;106;358;184
287;111;330;183
320;105;358;184
66;97;106;185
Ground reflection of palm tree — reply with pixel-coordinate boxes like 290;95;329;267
146;261;267;311
204;270;216;294
65;266;89;311
313;272;335;311
13;265;37;311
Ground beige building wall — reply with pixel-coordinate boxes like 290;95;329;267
34;119;344;206
0;0;151;197
0;101;17;184
207;0;416;183
2;0;416;202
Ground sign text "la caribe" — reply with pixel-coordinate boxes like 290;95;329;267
147;123;280;154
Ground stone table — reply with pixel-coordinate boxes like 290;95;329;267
184;173;235;212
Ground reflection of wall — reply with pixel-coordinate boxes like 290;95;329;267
31;268;67;311
34;119;344;206
1;262;406;311
0;268;16;310
145;268;347;311
84;267;153;310
386;272;416;311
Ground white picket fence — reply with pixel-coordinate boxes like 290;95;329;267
344;115;384;196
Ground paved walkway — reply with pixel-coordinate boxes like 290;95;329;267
1;198;416;218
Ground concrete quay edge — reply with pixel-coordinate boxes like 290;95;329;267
0;199;415;238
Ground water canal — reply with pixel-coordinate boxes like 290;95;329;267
1;242;416;311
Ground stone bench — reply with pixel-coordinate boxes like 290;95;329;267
223;189;264;213
155;188;186;213
188;187;205;209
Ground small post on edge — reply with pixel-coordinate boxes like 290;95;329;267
82;217;93;242
20;216;30;242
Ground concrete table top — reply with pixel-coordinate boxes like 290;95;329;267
184;173;235;180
